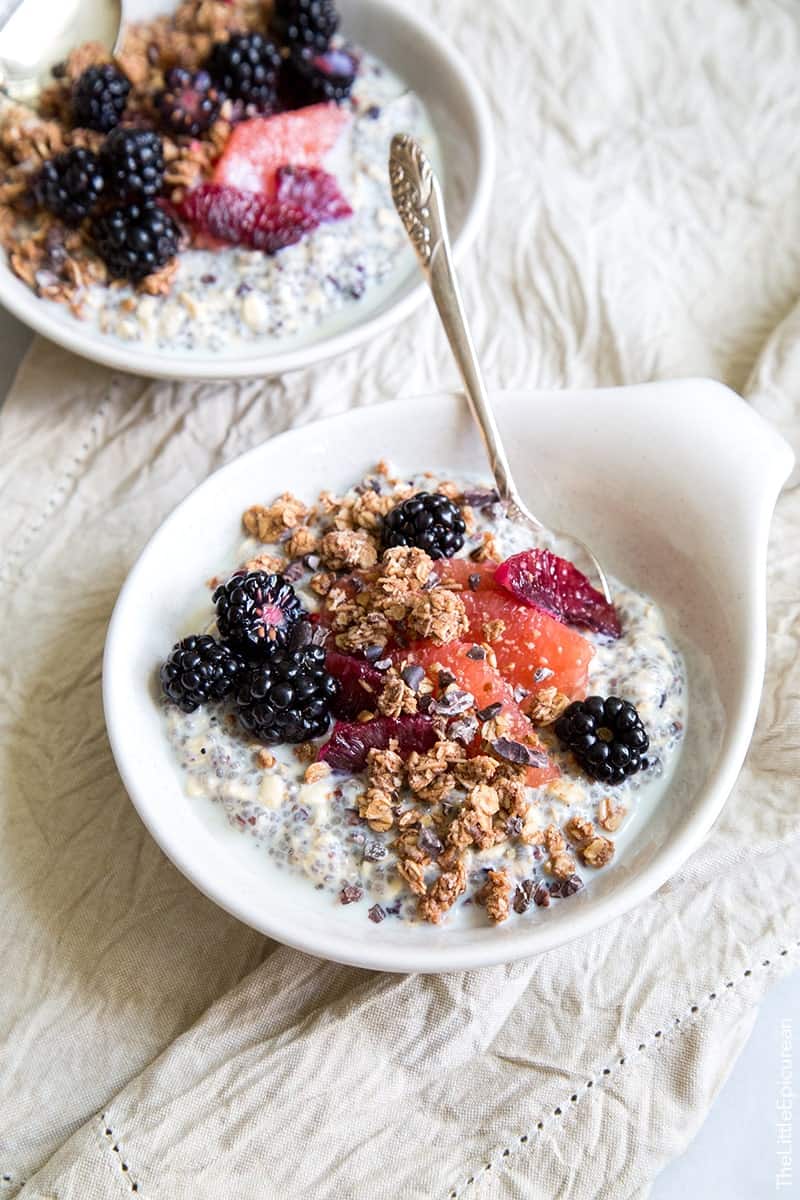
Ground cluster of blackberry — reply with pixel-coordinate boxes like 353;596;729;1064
37;68;179;281
161;572;340;746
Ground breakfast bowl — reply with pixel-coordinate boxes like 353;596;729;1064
0;0;494;380
102;380;793;973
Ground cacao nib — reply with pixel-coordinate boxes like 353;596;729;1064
491;737;549;767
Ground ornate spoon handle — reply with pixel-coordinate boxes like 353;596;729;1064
388;133;535;523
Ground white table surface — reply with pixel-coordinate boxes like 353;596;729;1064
0;306;797;1198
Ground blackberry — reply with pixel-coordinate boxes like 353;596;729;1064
157;68;221;137
160;634;244;713
555;696;650;785
272;0;339;53
72;64;131;132
91;202;180;281
101;127;165;200
283;46;357;105
206;33;282;109
235;644;339;743
36;147;105;225
213;571;306;658
382;491;467;560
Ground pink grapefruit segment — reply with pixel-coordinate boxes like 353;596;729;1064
436;560;594;699
399;640;558;788
213;104;351;194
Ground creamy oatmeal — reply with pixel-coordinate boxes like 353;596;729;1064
159;465;686;928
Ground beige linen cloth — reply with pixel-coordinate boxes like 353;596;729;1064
2;1;800;1196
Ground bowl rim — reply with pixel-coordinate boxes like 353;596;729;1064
103;382;793;972
0;0;496;381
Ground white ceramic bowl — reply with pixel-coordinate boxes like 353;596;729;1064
103;381;793;972
0;0;494;380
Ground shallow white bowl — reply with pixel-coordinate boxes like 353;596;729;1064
103;381;793;972
0;0;494;380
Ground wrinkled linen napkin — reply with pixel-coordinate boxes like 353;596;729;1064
2;1;800;1196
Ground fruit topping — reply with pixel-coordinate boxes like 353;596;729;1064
180;181;312;252
400;640;558;787
235;644;339;743
555;696;649;784
319;715;436;772
284;46;358;105
157;67;221;137
36;148;105;225
90;201;180;281
206;32;282;110
276;164;352;219
100;128;165;200
160;634;244;713
382;492;467;560
212;104;350;194
325;649;384;718
179;167;351;253
271;0;340;53
72;64;131;132
436;559;594;698
214;571;307;658
494;548;622;638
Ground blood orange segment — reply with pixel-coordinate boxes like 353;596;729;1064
319;715;436;772
398;640;558;787
325;650;383;719
179;170;351;252
213;104;351;194
495;548;621;638
436;559;594;699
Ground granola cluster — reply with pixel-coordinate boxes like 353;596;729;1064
225;464;623;926
0;1;269;310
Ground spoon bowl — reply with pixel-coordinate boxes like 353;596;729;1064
0;0;121;104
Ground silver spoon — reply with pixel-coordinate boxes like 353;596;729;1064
388;132;612;603
0;0;123;106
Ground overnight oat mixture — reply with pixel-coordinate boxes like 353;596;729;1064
0;0;434;349
159;463;686;927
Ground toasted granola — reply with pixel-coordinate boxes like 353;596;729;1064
377;670;418;718
367;747;405;793
243;493;309;543
476;868;512;923
406;588;468;645
597;797;626;832
243;551;286;575
525;687;571;726
358;787;394;833
284;526;320;560
565;816;595;845
397;858;427;896
580;836;615;869
417;860;467;924
319;529;379;572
